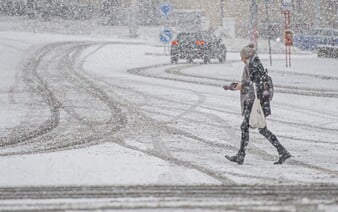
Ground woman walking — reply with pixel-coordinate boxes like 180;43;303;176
223;43;291;165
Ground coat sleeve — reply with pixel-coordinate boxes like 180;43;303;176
248;57;265;84
248;56;271;117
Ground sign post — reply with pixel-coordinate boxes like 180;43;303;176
160;28;173;53
265;0;274;66
281;0;292;67
159;3;172;53
250;0;259;52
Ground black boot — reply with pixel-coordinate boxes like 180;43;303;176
225;151;245;165
274;149;291;165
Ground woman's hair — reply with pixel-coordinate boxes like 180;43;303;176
240;43;256;59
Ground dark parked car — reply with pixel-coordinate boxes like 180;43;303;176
294;28;338;51
170;31;227;64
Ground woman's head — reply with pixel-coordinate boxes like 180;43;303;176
240;43;256;62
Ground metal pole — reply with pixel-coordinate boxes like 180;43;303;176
265;1;272;66
129;0;138;38
314;0;321;28
268;36;272;66
331;0;336;34
284;11;288;67
220;0;224;27
288;11;291;67
250;0;258;51
288;46;291;67
285;46;288;67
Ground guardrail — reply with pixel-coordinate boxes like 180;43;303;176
317;45;338;59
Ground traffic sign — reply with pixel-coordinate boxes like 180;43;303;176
160;4;172;16
160;29;172;43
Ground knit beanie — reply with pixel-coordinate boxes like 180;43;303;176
240;43;256;59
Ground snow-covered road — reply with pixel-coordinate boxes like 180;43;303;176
0;17;337;210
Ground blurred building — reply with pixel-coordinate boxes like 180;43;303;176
169;0;337;38
1;0;336;38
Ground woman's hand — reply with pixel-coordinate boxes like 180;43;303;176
232;83;242;90
223;82;241;91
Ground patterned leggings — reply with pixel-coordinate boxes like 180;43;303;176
239;100;286;155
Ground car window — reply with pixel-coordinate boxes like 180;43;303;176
176;32;218;41
200;32;216;41
193;33;201;40
177;33;202;40
177;33;194;41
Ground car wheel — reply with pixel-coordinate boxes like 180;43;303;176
171;57;178;64
203;57;210;64
219;54;226;63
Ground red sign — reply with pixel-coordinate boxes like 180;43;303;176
284;30;293;46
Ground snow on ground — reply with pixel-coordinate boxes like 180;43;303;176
0;31;218;187
0;16;223;186
0;143;219;186
0;15;337;210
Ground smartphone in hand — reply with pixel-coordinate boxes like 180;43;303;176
223;85;231;90
229;82;239;90
223;82;238;91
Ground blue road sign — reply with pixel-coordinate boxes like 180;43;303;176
160;4;172;16
160;29;172;43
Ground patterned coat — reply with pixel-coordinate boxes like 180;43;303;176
240;55;271;117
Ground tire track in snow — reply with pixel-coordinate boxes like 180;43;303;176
85;61;333;182
127;63;338;178
83;66;289;183
165;63;338;98
3;41;235;184
77;57;237;184
0;42;128;155
38;43;338;180
0;44;61;148
78;46;285;184
128;63;337;136
2;41;336;184
129;63;338;119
